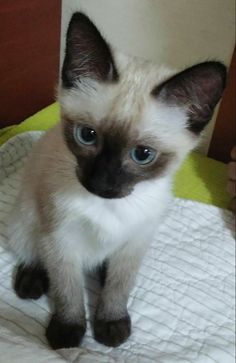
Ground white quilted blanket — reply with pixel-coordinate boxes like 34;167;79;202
0;132;235;363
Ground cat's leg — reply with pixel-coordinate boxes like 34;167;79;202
42;236;86;349
8;202;49;299
94;242;146;347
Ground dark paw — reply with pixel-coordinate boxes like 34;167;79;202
94;314;131;347
46;314;86;349
97;261;107;287
14;263;49;300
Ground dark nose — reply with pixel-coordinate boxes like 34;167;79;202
83;155;123;199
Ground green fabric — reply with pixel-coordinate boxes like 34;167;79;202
0;102;230;209
174;153;230;209
0;103;59;144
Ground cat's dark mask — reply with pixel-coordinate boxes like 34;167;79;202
60;12;226;199
63;117;173;198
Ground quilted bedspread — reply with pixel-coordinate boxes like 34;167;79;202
0;132;235;363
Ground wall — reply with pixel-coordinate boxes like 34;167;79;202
61;0;235;154
0;0;61;126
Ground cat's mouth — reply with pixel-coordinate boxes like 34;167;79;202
84;185;124;199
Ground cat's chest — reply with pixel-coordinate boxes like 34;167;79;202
56;193;155;263
55;181;170;265
65;200;141;245
58;207;138;267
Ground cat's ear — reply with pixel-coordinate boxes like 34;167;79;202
62;12;118;88
152;62;227;134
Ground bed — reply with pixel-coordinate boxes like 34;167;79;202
0;2;235;362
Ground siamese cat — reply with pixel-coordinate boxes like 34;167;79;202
8;12;226;349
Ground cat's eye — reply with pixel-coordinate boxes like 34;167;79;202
130;146;157;165
74;125;97;146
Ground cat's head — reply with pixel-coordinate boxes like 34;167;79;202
59;12;226;199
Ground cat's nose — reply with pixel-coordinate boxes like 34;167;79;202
84;179;122;199
83;171;121;198
80;153;126;198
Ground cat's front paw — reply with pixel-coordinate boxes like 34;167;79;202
93;314;131;347
46;314;86;349
14;263;49;299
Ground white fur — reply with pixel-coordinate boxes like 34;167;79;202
49;175;171;269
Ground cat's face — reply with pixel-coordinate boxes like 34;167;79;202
59;12;226;199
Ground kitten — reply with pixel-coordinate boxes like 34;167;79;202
8;12;226;349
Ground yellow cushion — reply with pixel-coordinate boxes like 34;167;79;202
0;103;59;144
174;153;230;209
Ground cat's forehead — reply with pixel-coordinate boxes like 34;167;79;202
59;52;174;126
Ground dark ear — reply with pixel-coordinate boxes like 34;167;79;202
152;62;227;134
62;12;118;88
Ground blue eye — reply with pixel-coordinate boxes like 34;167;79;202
74;125;97;146
130;146;156;165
